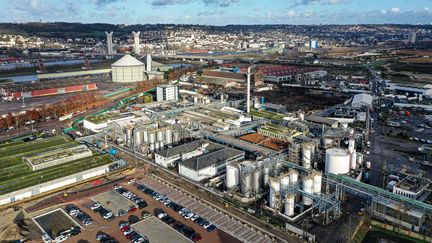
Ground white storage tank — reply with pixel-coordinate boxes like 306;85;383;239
302;176;313;206
263;166;271;187
226;164;240;189
126;128;133;147
289;171;298;185
348;138;355;153
302;146;312;169
285;194;295;217
165;129;172;144
154;141;160;151
157;130;164;142
159;141;164;150
269;179;281;209
240;172;252;198
312;172;322;194
149;143;155;151
325;148;350;175
280;175;290;191
143;130;149;143
149;132;156;144
350;152;357;170
134;129;143;147
252;168;262;194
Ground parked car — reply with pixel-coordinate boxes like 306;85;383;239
141;210;151;219
91;203;101;211
129;215;140;224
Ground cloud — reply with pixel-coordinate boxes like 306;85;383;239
93;0;121;6
391;7;400;14
291;0;351;7
151;0;238;7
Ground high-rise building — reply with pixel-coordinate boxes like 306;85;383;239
105;31;113;55
310;39;318;49
132;31;141;55
157;85;179;102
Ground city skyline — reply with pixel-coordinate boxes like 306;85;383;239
0;0;432;25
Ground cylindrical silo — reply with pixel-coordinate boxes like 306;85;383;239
280;175;290;192
302;145;312;169
154;141;160;151
252;168;262;194
325;148;350;175
289;170;298;185
149;143;155;151
285;194;295;217
312;172;322;195
240;172;252;198
126;128;133;147
173;131;180;143
348;138;355;153
159;141;164;150
350;151;357;170
226;164;240;190
165;129;172;144
149;132;156;144
263;166;271;187
143;130;149;143
269;178;280;209
157;130;164;142
273;160;282;176
302;176;313;206
134;129;142;148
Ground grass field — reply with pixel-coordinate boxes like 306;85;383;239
0;135;112;195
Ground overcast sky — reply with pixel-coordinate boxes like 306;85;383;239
0;0;431;25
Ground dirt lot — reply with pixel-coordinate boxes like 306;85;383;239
133;216;192;243
259;87;349;112
33;209;79;238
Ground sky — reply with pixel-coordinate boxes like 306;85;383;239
0;0;431;25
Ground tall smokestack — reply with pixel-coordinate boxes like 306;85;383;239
132;31;140;55
246;66;252;113
146;54;152;72
105;31;113;55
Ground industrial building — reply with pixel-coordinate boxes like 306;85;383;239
83;112;136;133
23;144;93;171
111;54;146;83
156;84;179;102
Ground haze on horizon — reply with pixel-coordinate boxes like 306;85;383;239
0;0;431;25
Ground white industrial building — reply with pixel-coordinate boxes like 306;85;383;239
83;112;136;133
111;54;145;83
351;93;373;109
157;84;179;102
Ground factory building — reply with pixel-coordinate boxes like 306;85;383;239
157;84;179;102
392;176;430;199
350;93;373;109
258;65;327;84
83;112;136;133
111;54;145;83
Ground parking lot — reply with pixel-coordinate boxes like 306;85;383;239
92;190;135;216
33;208;80;240
132;216;192;243
136;175;272;243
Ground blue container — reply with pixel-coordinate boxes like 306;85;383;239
109;148;117;155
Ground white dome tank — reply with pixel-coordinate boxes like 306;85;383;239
302;177;313;206
226;164;239;189
285;194;295;217
312;172;322;194
325;148;350;174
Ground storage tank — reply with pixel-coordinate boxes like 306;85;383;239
285;194;295;216
165;129;172;144
149;132;156;144
240;172;252;198
159;141;164;150
149;143;155;151
350;152;357;170
280;175;290;192
302;146;312;169
252;168;262;194
289;171;298;185
173;131;180;143
226;164;239;190
325;148;350;174
356;152;363;166
126;128;133;147
157;130;164;142
302;177;313;206
263;166;271;187
143;130;149;143
269;179;281;209
134;129;143;147
312;172;322;194
348;138;355;153
273;160;282;176
154;141;160;151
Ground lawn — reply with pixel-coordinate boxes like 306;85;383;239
0;135;112;195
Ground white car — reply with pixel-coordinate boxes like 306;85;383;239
55;235;68;243
184;212;194;220
90;203;101;211
103;212;113;219
42;234;52;243
366;151;370;155
157;213;167;219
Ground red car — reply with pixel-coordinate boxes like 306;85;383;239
121;226;130;232
128;206;137;213
193;234;202;242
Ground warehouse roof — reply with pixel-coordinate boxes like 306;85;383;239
305;115;338;126
112;54;144;67
156;139;223;158
180;147;244;171
351;93;373;107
